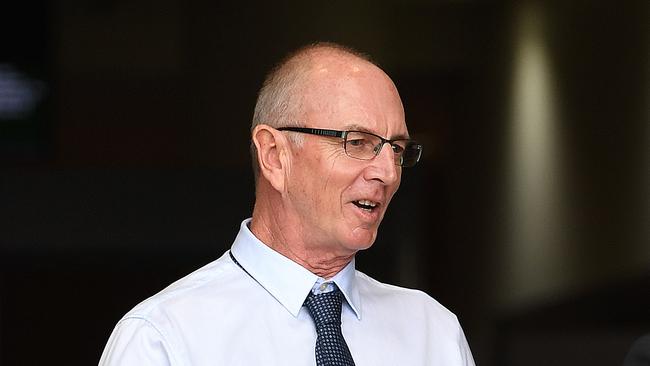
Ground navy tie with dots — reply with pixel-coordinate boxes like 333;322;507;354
303;287;356;366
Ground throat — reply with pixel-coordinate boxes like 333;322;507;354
301;254;355;279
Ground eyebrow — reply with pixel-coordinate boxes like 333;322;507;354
343;123;410;140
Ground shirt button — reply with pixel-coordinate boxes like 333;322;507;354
319;283;328;291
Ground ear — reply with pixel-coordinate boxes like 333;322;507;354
252;124;290;192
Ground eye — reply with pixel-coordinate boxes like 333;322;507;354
391;143;405;154
347;138;373;148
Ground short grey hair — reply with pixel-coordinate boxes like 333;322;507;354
250;42;375;182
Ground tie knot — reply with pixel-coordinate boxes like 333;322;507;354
304;287;343;328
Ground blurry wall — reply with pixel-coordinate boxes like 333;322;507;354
1;1;648;365
498;0;649;308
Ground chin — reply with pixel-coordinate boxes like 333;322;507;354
354;241;375;251
345;228;378;251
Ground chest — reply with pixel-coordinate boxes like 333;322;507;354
168;295;460;366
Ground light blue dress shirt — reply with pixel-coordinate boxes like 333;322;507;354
99;219;475;365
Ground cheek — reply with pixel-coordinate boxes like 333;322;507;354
318;174;342;214
298;158;336;214
317;158;352;199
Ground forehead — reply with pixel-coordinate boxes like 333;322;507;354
300;56;408;139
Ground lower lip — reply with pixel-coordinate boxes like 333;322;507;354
351;203;381;222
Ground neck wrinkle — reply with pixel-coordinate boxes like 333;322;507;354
251;198;355;279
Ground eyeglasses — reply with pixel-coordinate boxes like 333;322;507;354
276;127;423;168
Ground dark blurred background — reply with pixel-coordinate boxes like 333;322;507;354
1;1;648;365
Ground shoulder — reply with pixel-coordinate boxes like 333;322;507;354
123;251;239;321
100;251;248;365
624;333;650;366
353;271;476;366
354;270;460;326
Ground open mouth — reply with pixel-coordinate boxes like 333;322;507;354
352;199;379;212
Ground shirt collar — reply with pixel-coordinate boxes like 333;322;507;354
230;219;361;320
326;258;361;319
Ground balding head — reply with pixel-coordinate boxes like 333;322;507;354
250;43;379;181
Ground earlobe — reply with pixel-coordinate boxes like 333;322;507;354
252;125;288;192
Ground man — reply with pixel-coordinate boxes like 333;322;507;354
99;42;475;365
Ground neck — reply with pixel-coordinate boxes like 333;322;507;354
250;194;355;279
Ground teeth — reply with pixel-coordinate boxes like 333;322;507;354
356;200;377;208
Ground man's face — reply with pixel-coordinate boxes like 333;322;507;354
284;59;408;256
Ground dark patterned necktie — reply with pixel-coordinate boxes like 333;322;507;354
303;287;356;366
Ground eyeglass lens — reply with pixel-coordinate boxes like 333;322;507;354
344;131;421;167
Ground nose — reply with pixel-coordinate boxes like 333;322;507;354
365;142;400;185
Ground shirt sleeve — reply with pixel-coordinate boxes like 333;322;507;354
99;317;175;366
457;321;476;366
